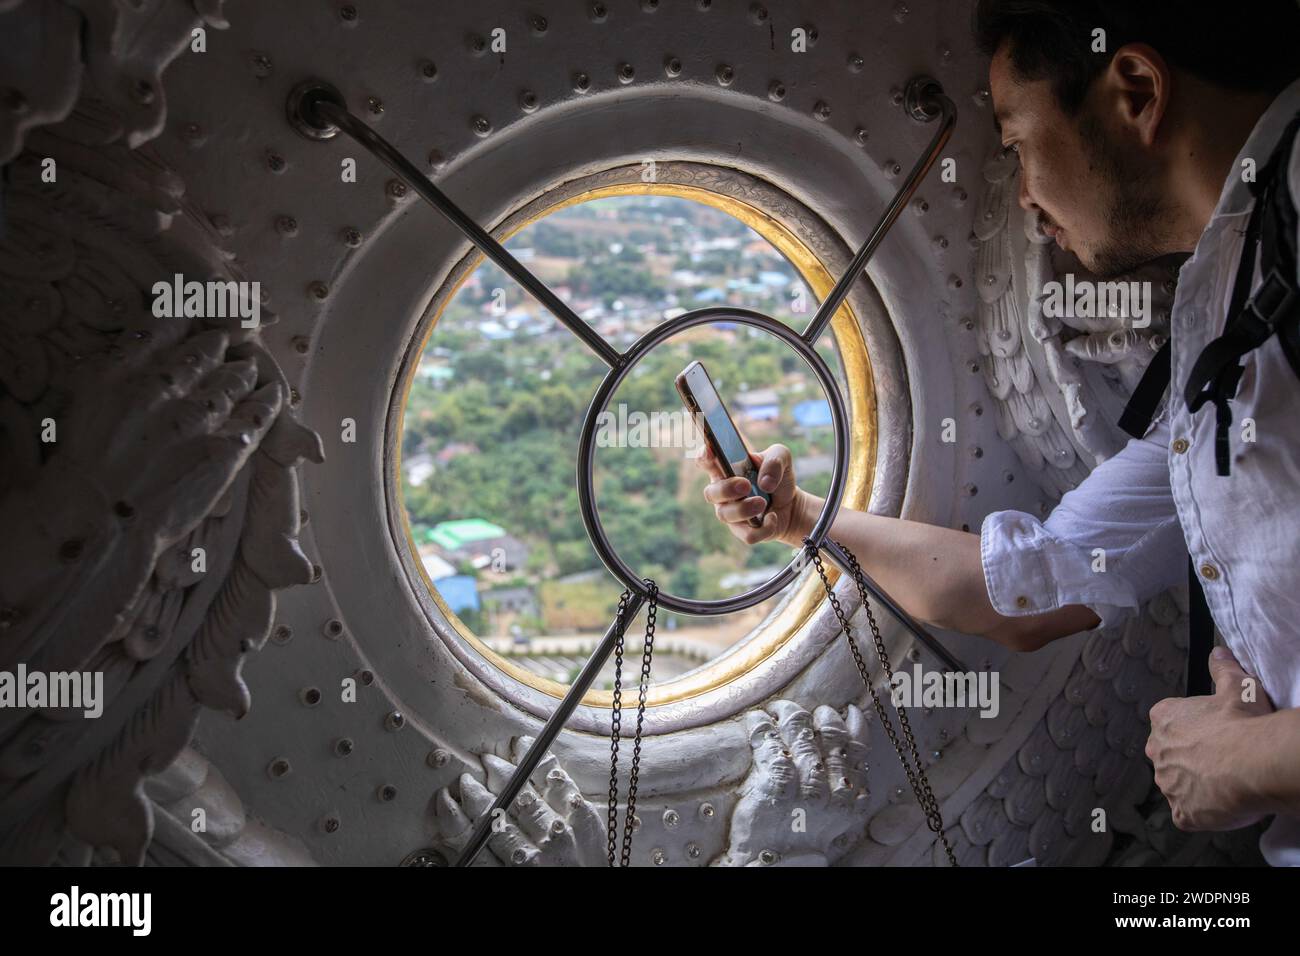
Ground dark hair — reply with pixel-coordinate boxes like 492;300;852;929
974;0;1300;114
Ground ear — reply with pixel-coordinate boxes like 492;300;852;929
1104;42;1170;147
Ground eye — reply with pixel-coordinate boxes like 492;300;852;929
1001;142;1020;158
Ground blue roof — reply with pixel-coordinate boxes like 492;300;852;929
793;399;832;428
437;575;481;613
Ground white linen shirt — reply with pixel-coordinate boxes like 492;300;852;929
981;77;1300;866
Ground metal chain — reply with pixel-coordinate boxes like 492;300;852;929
607;580;657;867
606;589;630;867
805;539;959;867
621;581;657;867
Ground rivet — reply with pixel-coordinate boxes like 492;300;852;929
952;186;968;205
589;2;607;22
427;149;445;171
748;3;768;23
572;72;591;93
272;624;292;645
323;618;344;639
686;842;702;859
292;335;310;355
59;539;83;563
934;235;949;249
467;33;487;55
715;64;734;86
1003;470;1015;483
913;197;930;214
697;0;712;9
893;2;910;22
385;711;405;731
338;3;357;22
378;784;398;802
268;758;291;779
427;749;450;768
968;360;980;373
180;121;205;146
300;686;322;707
854;127;868;146
275;215;298;237
308;280;329;300
813;101;831;121
419;60;438;81
366;96;384;116
358;669;374;685
662;809;680;828
758;849;778;865
266;151;286;173
322;815;341;834
342;226;363;247
299;509;310;525
386;178;408;199
640;0;659;10
767;80;786;102
618;62;635;84
801;23;819;43
251;52;272;77
471;115;492;136
510;847;528;865
664;56;682;77
699;802;715;819
847;53;864;72
519;90;539;113
335;737;354;757
884;159;902;177
651;847;666;865
529;14;548;32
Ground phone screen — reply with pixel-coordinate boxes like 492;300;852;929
683;363;770;506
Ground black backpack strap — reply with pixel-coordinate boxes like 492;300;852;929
1183;110;1300;476
1118;337;1171;439
1185;558;1215;696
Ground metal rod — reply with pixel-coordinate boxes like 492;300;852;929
822;538;966;673
802;80;957;345
453;593;645;867
314;100;624;369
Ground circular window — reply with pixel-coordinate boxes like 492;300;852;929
392;168;880;710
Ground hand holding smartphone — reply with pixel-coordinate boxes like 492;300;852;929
675;361;770;528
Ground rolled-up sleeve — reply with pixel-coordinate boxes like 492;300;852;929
980;419;1187;629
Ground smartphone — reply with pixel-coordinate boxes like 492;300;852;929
675;360;770;529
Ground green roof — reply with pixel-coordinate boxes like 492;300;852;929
429;518;507;550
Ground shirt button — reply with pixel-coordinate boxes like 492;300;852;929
1200;563;1220;581
1172;438;1189;454
1015;595;1029;608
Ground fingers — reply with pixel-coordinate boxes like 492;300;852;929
694;443;726;481
755;444;791;494
715;494;768;525
702;475;753;505
744;708;797;802
770;700;828;801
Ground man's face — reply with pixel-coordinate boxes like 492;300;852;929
989;44;1166;278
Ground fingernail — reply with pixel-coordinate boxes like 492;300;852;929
1211;645;1231;660
759;476;775;491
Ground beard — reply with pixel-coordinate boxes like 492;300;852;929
1074;113;1170;278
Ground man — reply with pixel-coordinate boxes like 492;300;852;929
698;0;1300;864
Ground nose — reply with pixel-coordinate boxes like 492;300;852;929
1016;170;1038;215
